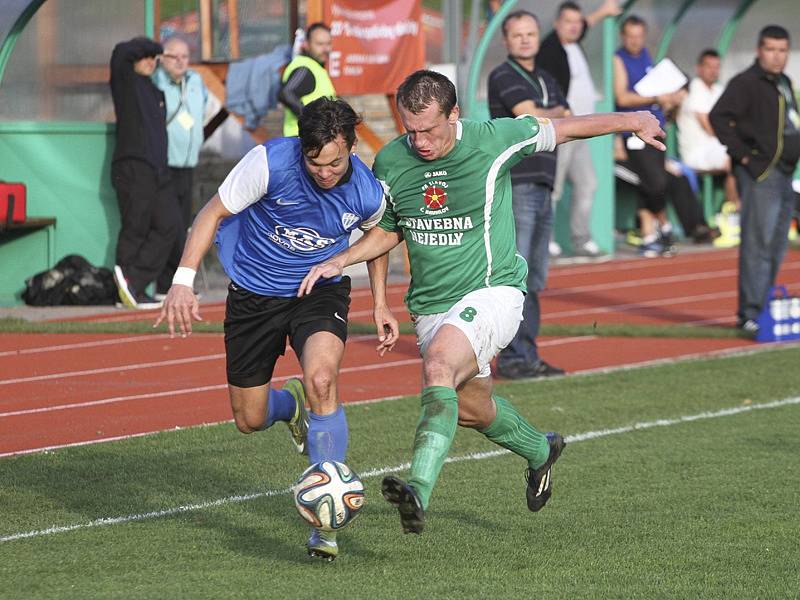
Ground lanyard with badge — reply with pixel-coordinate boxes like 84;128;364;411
505;59;549;108
167;78;195;131
777;77;800;130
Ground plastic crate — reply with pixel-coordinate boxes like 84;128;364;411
756;286;800;342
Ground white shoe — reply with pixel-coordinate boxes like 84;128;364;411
549;241;562;258
573;240;604;258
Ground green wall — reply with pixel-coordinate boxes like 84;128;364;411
0;122;118;305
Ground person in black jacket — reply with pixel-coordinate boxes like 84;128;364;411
709;25;800;333
109;37;180;309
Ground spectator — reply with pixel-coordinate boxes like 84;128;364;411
613;15;683;257
487;9;566;379
710;25;800;333
109;37;180;309
615;136;717;245
677;49;739;207
152;36;209;299
538;0;621;258
279;23;335;137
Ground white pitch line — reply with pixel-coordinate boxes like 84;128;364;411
2;395;797;544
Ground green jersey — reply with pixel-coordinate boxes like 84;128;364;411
373;116;554;315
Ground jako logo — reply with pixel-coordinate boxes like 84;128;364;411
273;226;335;252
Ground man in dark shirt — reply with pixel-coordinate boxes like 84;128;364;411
109;37;180;309
709;25;800;333
487;9;567;379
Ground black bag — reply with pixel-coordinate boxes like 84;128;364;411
22;255;117;306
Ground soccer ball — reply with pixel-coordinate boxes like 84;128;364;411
293;461;365;531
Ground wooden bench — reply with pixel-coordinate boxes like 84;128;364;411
0;217;57;265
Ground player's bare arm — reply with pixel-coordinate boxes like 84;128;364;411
298;226;402;297
366;253;400;356
154;194;233;337
552;110;666;151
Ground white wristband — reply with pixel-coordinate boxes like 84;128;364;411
172;267;196;288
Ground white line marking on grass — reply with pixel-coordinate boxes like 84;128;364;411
2;395;798;544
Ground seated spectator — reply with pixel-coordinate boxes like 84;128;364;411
615;136;718;245
677;49;739;207
613;15;683;257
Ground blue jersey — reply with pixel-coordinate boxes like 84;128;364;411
215;137;385;296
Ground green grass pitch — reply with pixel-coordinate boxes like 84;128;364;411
1;346;798;599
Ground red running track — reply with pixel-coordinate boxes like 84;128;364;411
1;247;798;457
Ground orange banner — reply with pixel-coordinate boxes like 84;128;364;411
321;0;425;95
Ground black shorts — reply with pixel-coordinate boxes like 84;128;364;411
224;277;351;387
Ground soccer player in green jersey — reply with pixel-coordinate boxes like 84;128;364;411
299;70;665;534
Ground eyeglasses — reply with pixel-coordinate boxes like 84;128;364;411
162;54;189;61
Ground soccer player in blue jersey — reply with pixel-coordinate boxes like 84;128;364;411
155;97;398;561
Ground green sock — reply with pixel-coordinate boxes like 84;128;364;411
407;386;458;510
480;395;549;469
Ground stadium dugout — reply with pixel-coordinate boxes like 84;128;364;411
1;0;799;306
462;0;800;254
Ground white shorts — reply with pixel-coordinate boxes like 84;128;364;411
684;140;729;172
412;286;524;378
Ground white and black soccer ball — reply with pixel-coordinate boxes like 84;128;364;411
293;461;365;531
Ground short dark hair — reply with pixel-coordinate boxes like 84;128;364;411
697;48;720;64
758;25;790;47
396;70;457;117
306;22;330;40
621;14;647;33
501;10;540;37
557;2;582;18
298;97;361;157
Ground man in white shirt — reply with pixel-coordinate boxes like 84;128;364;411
678;49;739;207
538;0;621;258
678;50;728;171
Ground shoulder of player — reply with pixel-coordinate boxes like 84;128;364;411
352;168;385;215
373;135;412;174
349;154;383;194
263;137;301;171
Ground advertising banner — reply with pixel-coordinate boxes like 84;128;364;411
320;0;425;95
